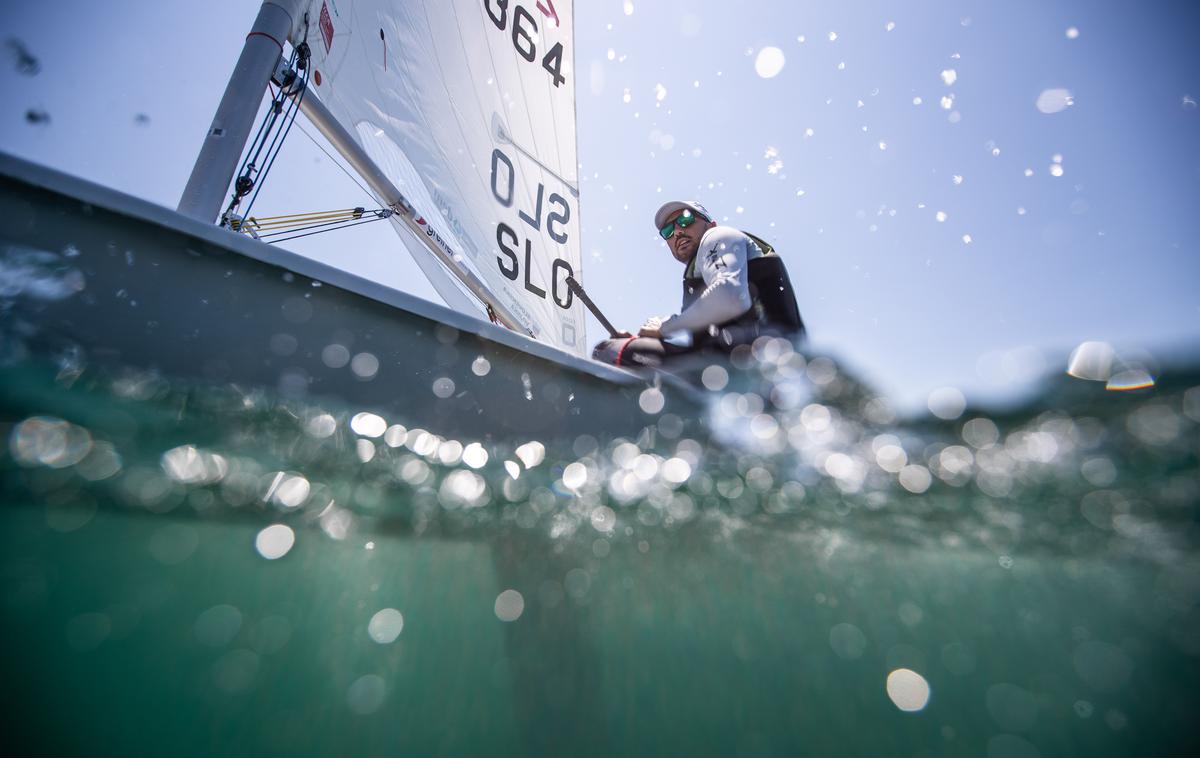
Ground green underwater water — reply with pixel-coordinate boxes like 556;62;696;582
2;347;1199;757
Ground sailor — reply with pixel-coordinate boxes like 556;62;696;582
592;200;805;368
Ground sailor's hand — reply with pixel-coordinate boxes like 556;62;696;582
638;317;664;339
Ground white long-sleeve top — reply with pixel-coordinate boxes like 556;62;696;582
660;225;762;336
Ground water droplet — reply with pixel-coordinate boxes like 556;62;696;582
754;47;785;78
351;412;386;437
306;413;337;438
701;365;729;391
829;622;867;659
462;442;488;468
563;461;587;489
899;465;933;494
351;352;379;379
494;589;525;621
367;608;404;643
886;669;931;712
1067;341;1114;381
321;344;350;368
346;674;387;714
1036;88;1074;114
11;416;92;468
515;441;545;468
432;377;456;398
255;524;295;560
638;387;665;414
928;387;966;419
194;604;243;647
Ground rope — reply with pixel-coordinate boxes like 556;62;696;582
221;41;310;227
266;213;393;244
233;207;373;232
230;205;392;243
293;119;378;204
240;60;308;222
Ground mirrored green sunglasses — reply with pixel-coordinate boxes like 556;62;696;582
659;209;702;240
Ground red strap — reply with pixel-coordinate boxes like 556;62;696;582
246;31;284;53
614;337;638;367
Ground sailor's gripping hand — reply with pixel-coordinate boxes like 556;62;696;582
638;316;665;339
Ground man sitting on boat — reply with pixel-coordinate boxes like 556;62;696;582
592;200;805;368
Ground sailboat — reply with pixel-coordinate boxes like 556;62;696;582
1;0;700;445
7;5;1200;754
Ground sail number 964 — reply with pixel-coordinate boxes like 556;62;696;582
483;0;567;88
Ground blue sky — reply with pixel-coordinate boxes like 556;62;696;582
3;1;1198;411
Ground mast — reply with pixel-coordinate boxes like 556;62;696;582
177;0;553;340
176;0;528;336
178;0;302;222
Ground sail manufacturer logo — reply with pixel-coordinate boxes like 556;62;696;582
414;217;455;258
318;2;335;53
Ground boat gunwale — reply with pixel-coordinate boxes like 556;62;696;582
0;150;642;387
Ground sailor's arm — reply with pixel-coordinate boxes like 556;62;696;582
659;230;753;335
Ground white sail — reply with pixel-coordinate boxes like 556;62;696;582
299;0;585;355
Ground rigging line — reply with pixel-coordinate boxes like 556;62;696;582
222;80;287;224
241;46;297;180
245;209;387;234
237;47;295;183
241;215;355;233
223;68;295;224
242;71;303;219
242;63;308;222
234;90;277;191
292;119;379;204
240;207;369;223
252;57;309;208
256;216;379;239
239;212;370;232
266;213;391;244
242;91;283;177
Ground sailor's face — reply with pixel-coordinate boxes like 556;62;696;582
663;210;712;264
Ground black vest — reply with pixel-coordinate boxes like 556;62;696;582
681;232;805;348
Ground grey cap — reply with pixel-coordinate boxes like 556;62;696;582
653;200;712;230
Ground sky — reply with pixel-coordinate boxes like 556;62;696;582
2;0;1198;412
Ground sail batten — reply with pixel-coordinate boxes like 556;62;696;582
298;0;585;354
